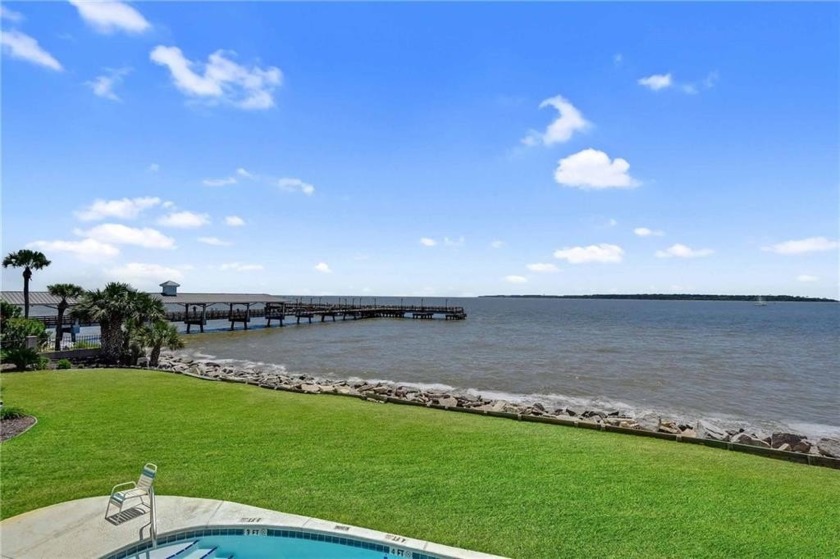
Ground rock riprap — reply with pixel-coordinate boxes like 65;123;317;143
154;354;833;460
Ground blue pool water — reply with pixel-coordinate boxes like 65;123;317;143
118;529;437;559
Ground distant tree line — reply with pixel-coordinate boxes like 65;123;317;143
481;294;838;302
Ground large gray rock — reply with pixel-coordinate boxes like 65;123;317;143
300;384;321;394
634;413;660;432
731;433;771;448
696;420;728;441
438;396;458;408
816;438;840;458
771;432;806;449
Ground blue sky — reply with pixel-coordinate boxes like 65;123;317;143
2;2;838;298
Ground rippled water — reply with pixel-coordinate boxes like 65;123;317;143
171;298;837;438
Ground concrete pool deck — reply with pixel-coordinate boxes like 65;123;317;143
0;495;508;559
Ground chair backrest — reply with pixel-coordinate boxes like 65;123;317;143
137;463;157;491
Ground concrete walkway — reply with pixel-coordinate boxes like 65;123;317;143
0;495;507;559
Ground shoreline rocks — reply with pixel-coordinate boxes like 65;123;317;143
147;354;840;462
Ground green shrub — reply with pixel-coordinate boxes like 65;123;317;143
1;318;49;351
73;340;99;349
1;348;44;371
0;406;26;420
56;358;73;370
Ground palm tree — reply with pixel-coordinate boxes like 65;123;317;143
140;320;184;367
47;283;85;351
3;250;51;318
72;283;165;364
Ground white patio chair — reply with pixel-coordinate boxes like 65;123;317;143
105;463;157;519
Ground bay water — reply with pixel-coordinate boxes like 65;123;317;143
176;297;839;440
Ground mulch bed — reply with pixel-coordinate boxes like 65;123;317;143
1;416;37;442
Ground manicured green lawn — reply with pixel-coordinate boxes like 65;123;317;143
1;369;838;558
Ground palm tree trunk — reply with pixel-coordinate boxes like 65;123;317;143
100;319;124;364
55;306;66;351
23;267;32;319
149;344;161;367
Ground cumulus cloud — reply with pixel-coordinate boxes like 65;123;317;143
69;0;150;34
197;237;232;247
554;148;639;189
762;237;839;255
1;6;24;23
655;244;714;258
504;275;528;284
521;95;590;147
638;73;672;91
554;243;624;264
86;67;131;101
314;262;332;273
157;211;210;228
203;176;237;187
1;29;63;71
27;238;120;262
77;223;175;249
419;238;437;247
75;196;161;221
107;263;184;286
277;177;315;195
225;215;245;227
634;227;664;237
236;167;256;179
219;262;264;272
150;46;282;110
527;263;559;272
796;274;819;283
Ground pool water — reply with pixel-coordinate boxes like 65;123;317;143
122;531;433;559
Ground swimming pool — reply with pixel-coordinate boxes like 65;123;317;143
109;527;438;559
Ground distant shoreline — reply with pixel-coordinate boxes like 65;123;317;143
480;294;839;303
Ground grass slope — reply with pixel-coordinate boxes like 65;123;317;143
1;370;838;558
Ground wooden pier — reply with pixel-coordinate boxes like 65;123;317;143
5;285;466;334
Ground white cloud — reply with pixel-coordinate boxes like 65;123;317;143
107;263;184;286
162;201;175;209
1;6;24;23
219;262;264;272
277;177;315;195
69;0;150;34
527;263;559;273
443;236;465;247
521;95;590;147
655;244;714;258
554;148;639;189
314;262;332;273
157;211;210;229
762;237;839;255
796;274;819;283
225;215;245;227
554;243;624;264
148;163;160;172
490;240;505;249
681;84;698;95
634;227;664;237
236;167;255;179
197;237;232;247
78;223;175;249
86;67;131;101
638;73;672;91
504;275;528;284
75;196;161;221
150;46;282;110
27;238;119;262
419;237;437;247
203;176;237;187
1;29;63;71
703;71;719;89
613;53;623;66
